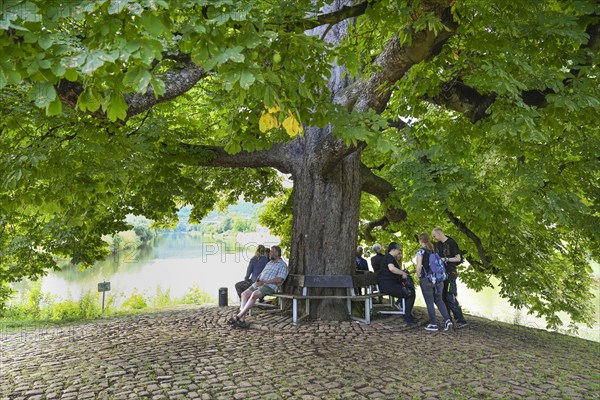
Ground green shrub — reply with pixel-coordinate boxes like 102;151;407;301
79;291;101;318
181;286;213;305
4;302;28;319
50;300;80;320
103;291;122;313
26;282;44;319
153;287;173;308
122;291;148;310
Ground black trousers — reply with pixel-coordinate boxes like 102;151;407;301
443;274;466;323
378;281;416;320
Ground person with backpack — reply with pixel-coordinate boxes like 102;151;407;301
416;233;453;332
432;227;468;329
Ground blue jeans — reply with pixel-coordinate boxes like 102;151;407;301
443;274;466;324
419;277;451;325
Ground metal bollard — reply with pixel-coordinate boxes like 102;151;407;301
218;287;228;307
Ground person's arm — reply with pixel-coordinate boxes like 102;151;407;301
244;259;253;280
416;254;423;277
443;255;460;263
443;241;461;263
257;263;287;286
259;277;284;285
387;263;408;279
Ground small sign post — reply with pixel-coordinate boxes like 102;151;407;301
98;281;111;313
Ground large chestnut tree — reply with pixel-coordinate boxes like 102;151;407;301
1;0;598;327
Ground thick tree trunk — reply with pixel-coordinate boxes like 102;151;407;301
287;127;362;320
280;1;363;320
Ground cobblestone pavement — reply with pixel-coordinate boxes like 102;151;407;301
1;305;599;400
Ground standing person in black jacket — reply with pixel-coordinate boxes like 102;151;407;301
432;227;467;329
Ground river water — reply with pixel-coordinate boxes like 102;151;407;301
14;232;600;342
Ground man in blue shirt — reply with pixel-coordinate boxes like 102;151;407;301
227;245;288;328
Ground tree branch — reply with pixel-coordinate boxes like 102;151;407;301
426;79;496;123
362;216;390;242
359;164;408;241
335;0;457;113
125;62;208;119
320;135;366;176
445;209;498;274
360;163;395;203
56;61;208;120
429;19;599;122
176;142;293;174
288;0;376;32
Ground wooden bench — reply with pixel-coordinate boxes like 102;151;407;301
272;274;376;325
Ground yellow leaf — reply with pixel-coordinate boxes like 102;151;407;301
259;113;280;132
259;112;271;132
283;114;303;137
267;104;280;114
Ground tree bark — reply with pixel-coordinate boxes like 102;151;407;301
287;127;363;320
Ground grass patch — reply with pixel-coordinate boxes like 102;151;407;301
1;282;215;330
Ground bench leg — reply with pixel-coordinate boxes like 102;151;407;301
346;288;355;316
346;297;352;315
305;297;310;317
378;297;406;316
292;298;298;325
400;297;406;315
367;286;372;310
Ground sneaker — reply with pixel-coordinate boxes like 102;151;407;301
444;319;453;331
455;321;468;329
424;324;438;332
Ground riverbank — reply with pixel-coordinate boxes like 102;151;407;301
1;305;598;400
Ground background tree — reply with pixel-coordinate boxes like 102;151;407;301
0;0;598;326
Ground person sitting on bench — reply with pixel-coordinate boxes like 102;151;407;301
227;245;288;328
234;244;269;299
377;242;417;324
